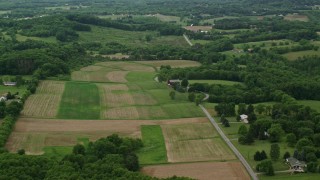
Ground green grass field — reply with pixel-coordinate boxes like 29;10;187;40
260;173;320;180
15;34;57;43
43;146;73;160
189;80;244;86
0;85;27;96
58;82;100;119
283;50;320;61
297;100;320;113
137;125;167;164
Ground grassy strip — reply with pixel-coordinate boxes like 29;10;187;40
58;82;100;119
137;125;167;164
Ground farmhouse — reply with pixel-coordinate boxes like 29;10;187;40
3;82;17;86
167;79;181;86
240;114;248;123
286;157;306;172
0;96;7;102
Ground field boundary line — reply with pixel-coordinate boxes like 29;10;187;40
199;104;258;180
183;34;193;46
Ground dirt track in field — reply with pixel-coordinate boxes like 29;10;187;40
142;161;250;180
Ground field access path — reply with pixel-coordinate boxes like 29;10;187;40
200;105;259;180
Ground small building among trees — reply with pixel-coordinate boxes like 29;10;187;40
240;114;248;123
3;82;17;86
286;157;306;172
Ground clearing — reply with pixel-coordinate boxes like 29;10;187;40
184;26;212;32
21;81;65;118
142;162;250;180
284;14;309;22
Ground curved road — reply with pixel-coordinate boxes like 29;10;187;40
199;105;258;180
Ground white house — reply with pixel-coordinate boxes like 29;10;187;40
240;114;248;123
286;157;306;172
3;82;17;86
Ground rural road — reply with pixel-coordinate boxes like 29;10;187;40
183;34;193;46
199;105;259;180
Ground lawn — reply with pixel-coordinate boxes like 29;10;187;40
218;122;249;139
234;139;294;171
189;80;244;86
137;125;167;165
58;82;100;119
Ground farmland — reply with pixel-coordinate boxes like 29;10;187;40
21;81;65;118
162;122;236;163
6;117;208;155
142;162;250;180
57;82;100;119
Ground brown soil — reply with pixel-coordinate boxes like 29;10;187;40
141;162;250;180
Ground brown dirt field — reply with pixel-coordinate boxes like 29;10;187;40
21;81;65;118
106;71;129;83
99;84;135;107
141;162;250;180
161;123;236;163
104;107;140;119
6;117;209;154
80;65;103;72
71;71;90;81
136;60;201;68
122;63;155;72
132;93;157;105
284;14;309;22
184;26;212;32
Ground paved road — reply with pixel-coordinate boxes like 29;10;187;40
199;105;259;180
183;34;193;46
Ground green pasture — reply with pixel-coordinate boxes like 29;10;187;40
15;34;57;43
137;125;167;164
147;89;188;104
297;100;320;112
78;26;156;47
189;80;244;86
0;85;27;96
161;103;204;118
126;71;156;82
58;82;100;119
260;173;320;180
283;50;320;61
43;146;73;160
